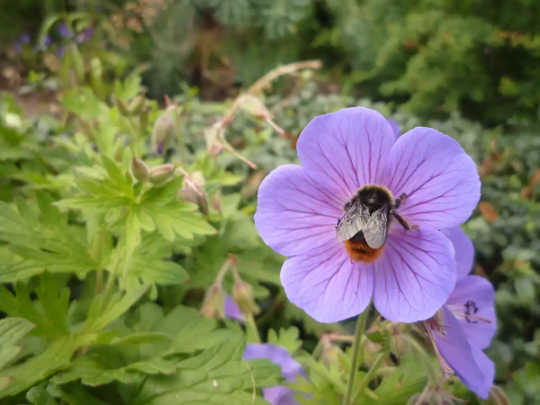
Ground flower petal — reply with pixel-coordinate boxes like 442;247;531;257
296;107;396;201
469;344;495;399
442;227;474;280
243;343;304;381
386;118;400;139
262;386;298;405
434;308;493;399
254;164;343;256
243;343;304;405
224;295;245;322
383;127;480;229
281;242;374;323
446;275;496;349
373;228;456;322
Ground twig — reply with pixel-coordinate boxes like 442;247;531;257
248;60;322;94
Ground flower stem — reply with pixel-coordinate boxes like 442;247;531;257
343;308;369;405
352;353;385;402
245;313;261;343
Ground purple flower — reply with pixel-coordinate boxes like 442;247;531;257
14;33;31;52
243;343;304;405
224;294;245;322
77;27;93;44
43;35;52;49
56;46;65;58
57;22;72;38
425;227;496;399
254;107;480;323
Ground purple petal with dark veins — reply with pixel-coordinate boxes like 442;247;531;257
446;275;496;349
255;164;343;257
383;127;480;229
372;227;456;322
296;107;397;202
280;242;374;323
434;308;494;399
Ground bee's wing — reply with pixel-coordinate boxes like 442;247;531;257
363;207;388;249
336;202;368;241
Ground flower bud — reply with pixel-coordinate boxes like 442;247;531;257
131;157;150;181
232;280;260;315
201;284;225;319
152;105;177;154
149;164;175;184
177;171;208;214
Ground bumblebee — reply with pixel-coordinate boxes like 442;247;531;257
336;185;416;262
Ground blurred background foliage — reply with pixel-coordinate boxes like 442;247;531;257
0;0;539;404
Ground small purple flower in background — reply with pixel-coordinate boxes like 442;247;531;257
77;27;93;44
57;22;73;38
224;294;245;322
243;343;304;405
43;35;52;49
56;46;65;58
14;33;30;52
255;107;480;323
424;227;496;399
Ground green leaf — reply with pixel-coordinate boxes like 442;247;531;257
85;285;149;332
129;234;188;286
26;383;59;405
59;87;104;118
114;74;142;103
0;318;35;370
267;327;302;354
140;179;215;241
0;196;97;282
135;330;282;405
0;275;70;340
372;352;427;404
0;335;81;398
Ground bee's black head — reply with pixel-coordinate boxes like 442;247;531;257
356;186;392;214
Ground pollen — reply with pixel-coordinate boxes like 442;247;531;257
344;239;384;262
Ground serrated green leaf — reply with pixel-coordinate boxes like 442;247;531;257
52;346;177;386
0;197;96;282
267;327;302;354
0;335;81;398
0;318;35;370
372;352;427;404
0;275;70;340
85;285;148;332
135;331;282;405
114;75;142;103
129;234;188;286
60;87;104;118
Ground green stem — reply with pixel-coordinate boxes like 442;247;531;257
102;272;116;303
352;353;385;402
245;313;261;343
343;308;368;405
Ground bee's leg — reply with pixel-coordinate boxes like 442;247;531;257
391;211;418;231
393;193;408;209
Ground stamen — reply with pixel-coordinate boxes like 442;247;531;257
446;303;492;324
